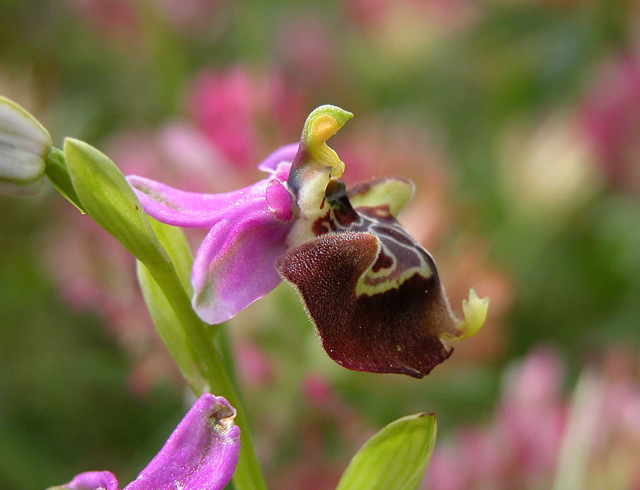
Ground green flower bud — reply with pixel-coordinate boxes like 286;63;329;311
0;96;52;196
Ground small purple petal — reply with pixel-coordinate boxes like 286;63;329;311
257;143;298;174
192;203;291;324
128;175;272;228
125;394;241;490
66;471;120;490
265;178;294;222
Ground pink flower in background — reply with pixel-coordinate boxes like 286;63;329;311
155;0;227;35
274;15;334;88
438;240;513;363
581;54;640;191
235;339;276;388
424;346;640;490
67;0;138;39
190;67;303;169
498;347;566;478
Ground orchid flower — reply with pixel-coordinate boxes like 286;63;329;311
128;105;489;378
48;393;240;490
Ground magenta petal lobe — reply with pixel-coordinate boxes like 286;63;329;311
191;188;292;324
257;143;298;174
125;394;240;490
65;471;121;490
128;175;272;228
128;170;294;325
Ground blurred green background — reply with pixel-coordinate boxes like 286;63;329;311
1;1;640;489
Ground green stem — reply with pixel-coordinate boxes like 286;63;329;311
150;262;267;490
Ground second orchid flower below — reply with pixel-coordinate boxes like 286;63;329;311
128;105;489;378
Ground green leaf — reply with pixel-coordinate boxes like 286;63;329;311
63;138;169;270
44;147;85;213
148;217;193;295
336;412;437;490
136;260;206;393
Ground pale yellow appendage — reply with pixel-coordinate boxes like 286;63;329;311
454;288;489;341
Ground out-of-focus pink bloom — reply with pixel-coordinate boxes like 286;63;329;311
302;374;334;406
275;15;334;88
235;339;276;388
499;348;566;478
155;0;227;35
581;54;640;191
189;67;303;168
66;0;138;39
424;346;640;490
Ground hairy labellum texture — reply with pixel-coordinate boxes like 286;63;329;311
277;178;458;378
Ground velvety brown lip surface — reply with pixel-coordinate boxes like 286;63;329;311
277;231;455;378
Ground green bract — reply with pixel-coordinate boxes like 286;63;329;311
136;218;205;393
63;138;170;270
0;95;52;196
336;413;437;490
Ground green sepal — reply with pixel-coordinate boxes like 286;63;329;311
63;138;169;270
44;147;85;213
336;412;437;490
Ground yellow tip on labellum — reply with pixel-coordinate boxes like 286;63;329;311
453;288;489;341
302;105;353;178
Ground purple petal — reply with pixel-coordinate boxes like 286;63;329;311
65;471;120;490
192;196;291;323
124;394;241;490
257;143;298;174
127;175;272;228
